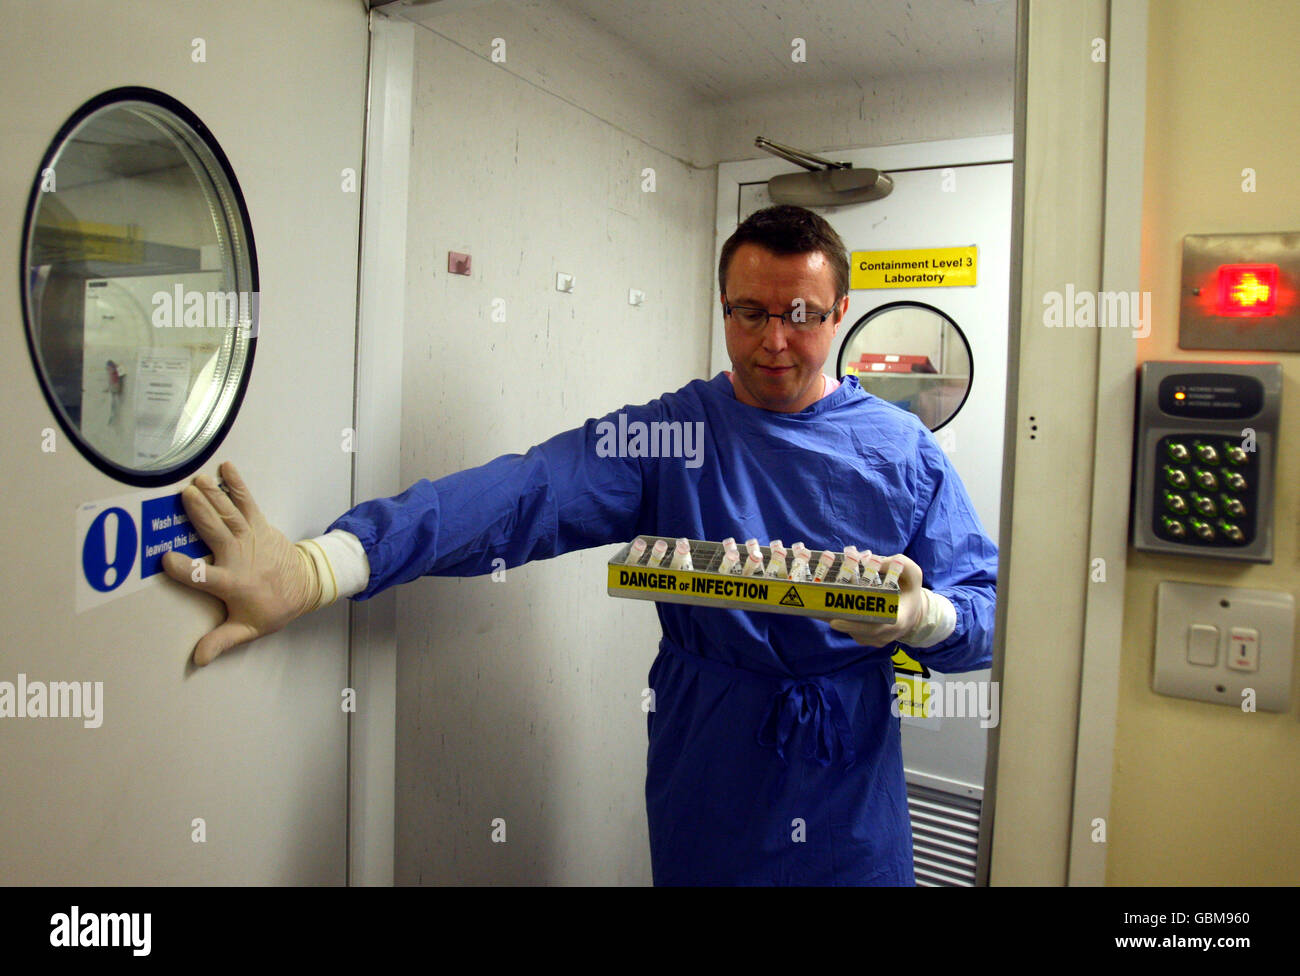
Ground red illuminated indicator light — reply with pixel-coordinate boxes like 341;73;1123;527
1216;263;1278;317
1174;391;1186;400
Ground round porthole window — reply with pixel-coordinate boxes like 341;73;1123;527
837;301;972;432
21;87;257;487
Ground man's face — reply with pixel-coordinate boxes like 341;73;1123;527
722;243;849;413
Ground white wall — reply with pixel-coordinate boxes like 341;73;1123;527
393;6;714;884
392;1;1012;883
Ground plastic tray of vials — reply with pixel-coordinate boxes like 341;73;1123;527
607;536;900;623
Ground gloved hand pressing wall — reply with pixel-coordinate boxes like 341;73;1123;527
162;461;327;667
828;553;957;650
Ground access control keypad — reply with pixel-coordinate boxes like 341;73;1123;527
1154;434;1257;547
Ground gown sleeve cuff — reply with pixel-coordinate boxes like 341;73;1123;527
298;529;371;607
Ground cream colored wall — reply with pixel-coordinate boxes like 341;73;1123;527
1109;0;1300;884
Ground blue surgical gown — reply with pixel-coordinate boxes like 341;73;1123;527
328;372;998;885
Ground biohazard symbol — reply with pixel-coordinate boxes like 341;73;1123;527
778;586;805;608
891;644;931;679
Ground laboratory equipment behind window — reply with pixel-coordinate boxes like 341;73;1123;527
21;86;257;487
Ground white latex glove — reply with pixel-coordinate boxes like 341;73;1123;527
828;553;952;649
161;461;322;667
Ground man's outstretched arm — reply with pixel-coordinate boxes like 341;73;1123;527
322;412;652;601
163;400;661;665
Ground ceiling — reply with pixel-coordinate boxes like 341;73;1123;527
384;0;1017;102
551;0;1016;101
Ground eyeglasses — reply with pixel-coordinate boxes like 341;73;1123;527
723;297;838;333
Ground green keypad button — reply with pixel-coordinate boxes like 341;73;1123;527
1161;516;1187;538
1162;491;1188;514
1217;521;1244;543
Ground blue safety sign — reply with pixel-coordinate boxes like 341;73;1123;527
75;489;210;613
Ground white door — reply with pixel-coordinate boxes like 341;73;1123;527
716;135;1012;885
0;0;366;883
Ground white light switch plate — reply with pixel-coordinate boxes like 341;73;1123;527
1153;582;1294;711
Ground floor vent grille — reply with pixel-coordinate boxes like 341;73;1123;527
907;782;981;887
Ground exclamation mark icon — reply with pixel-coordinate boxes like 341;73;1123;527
102;511;119;587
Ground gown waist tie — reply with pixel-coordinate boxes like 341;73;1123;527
659;636;886;770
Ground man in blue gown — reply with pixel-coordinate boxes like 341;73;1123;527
164;205;998;886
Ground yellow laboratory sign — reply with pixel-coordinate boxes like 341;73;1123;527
851;246;977;289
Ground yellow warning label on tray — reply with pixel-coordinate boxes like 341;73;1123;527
850;246;977;289
607;565;898;620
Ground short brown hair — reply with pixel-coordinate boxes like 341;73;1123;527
718;204;849;301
